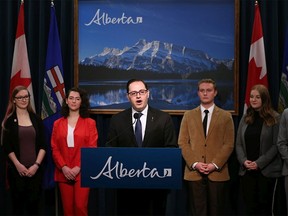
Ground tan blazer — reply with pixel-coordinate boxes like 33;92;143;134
178;105;234;181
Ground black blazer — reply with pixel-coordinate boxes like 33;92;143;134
106;106;177;148
2;111;46;168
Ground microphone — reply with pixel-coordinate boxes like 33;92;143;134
105;114;138;146
133;112;141;120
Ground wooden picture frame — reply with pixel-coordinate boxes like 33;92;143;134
74;0;239;115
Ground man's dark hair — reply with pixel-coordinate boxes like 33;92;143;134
126;79;149;93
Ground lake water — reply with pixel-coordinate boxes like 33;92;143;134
79;79;234;111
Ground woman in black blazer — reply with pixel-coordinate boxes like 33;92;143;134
1;86;46;215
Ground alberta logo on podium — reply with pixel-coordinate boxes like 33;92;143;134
81;147;182;189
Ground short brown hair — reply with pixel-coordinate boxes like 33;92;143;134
197;78;217;91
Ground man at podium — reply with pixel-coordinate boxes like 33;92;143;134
107;78;177;216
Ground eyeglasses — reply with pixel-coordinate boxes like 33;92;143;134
14;95;30;101
128;89;148;97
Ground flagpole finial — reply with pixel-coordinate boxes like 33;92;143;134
255;0;258;5
51;0;54;7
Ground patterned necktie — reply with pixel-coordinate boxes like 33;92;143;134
135;113;143;147
203;110;209;137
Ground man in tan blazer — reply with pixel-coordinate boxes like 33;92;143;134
178;78;234;216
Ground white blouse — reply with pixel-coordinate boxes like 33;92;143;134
67;124;75;147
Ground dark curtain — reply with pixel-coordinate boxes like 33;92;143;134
1;0;288;215
0;0;74;119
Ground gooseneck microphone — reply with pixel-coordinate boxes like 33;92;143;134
105;114;138;146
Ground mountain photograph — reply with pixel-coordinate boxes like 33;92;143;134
78;0;235;112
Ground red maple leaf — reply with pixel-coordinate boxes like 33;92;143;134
9;70;31;94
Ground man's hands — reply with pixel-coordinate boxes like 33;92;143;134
195;162;217;175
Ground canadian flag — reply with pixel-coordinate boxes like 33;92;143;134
244;1;268;112
10;1;35;111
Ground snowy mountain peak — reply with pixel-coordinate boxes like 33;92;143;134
80;39;233;73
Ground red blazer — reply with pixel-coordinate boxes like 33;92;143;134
51;117;98;182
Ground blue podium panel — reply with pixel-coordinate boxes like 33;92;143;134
81;147;182;189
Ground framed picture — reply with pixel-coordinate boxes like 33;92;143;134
74;0;239;115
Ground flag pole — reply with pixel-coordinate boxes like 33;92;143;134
49;0;58;215
55;186;58;216
53;6;57;216
44;0;65;215
48;1;58;215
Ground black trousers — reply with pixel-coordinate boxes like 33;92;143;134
7;167;42;215
240;171;276;216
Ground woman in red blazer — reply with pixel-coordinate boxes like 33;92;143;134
51;87;98;216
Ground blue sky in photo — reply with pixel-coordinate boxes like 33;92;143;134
78;0;235;61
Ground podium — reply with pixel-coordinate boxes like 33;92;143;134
81;147;182;189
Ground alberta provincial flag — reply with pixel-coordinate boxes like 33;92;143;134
278;28;288;113
10;1;35;111
41;3;65;189
244;1;268;113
